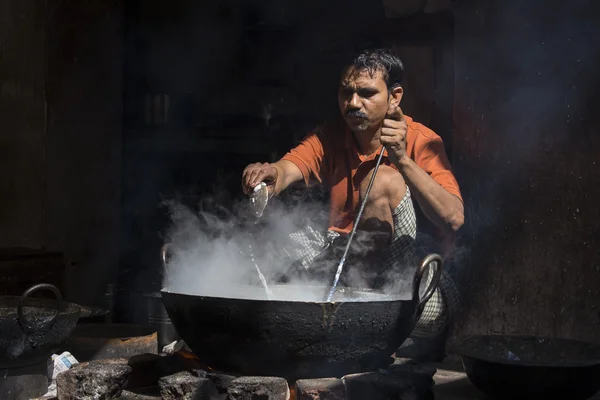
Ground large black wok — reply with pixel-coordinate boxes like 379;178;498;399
161;247;443;381
0;284;81;369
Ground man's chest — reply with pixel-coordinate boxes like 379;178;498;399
326;152;398;207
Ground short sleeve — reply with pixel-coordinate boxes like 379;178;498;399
281;128;328;185
413;131;463;203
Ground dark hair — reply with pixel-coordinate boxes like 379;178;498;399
344;48;404;89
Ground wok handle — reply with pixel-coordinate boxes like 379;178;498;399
17;283;62;333
161;243;172;269
412;253;443;316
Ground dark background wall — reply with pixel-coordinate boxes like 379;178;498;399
1;0;599;341
1;0;47;248
1;0;123;305
451;0;600;343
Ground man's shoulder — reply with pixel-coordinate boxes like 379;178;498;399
302;117;347;151
405;115;441;143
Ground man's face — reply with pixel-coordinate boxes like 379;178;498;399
338;67;391;133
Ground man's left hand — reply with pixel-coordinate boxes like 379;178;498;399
380;106;408;165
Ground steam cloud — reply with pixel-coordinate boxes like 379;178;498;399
160;189;416;302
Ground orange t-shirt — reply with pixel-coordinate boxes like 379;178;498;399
281;115;463;235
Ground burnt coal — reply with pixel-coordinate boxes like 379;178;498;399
295;378;346;400
56;359;132;400
124;352;210;389
57;352;439;400
158;371;219;400
206;372;237;394
227;376;290;400
118;388;161;400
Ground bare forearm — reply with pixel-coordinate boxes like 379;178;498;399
272;160;304;196
395;157;464;232
271;163;287;195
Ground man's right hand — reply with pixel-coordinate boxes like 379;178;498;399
242;162;279;195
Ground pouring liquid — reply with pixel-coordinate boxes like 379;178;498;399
247;183;274;300
247;232;274;300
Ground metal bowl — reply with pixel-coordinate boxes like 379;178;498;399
455;335;600;400
0;284;81;369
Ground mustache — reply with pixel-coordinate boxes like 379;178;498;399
345;110;368;119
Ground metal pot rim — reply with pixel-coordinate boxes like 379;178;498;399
160;287;409;305
456;334;600;368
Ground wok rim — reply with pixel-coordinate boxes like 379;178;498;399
0;296;81;315
456;334;600;368
160;287;412;305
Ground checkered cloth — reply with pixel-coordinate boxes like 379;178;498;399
286;187;460;338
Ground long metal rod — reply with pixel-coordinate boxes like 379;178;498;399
326;146;386;301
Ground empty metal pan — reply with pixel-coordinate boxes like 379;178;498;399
455;335;600;400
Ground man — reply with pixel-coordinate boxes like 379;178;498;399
242;48;464;360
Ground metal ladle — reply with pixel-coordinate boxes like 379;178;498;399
325;147;386;301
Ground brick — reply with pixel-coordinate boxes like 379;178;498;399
295;378;346;400
227;376;289;400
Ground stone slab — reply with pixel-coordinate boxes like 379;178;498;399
227;376;289;400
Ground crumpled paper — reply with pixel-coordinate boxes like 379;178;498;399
162;339;192;354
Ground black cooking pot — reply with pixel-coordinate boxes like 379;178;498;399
160;244;443;381
0;284;81;369
455;335;600;400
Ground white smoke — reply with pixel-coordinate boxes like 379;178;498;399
160;189;419;302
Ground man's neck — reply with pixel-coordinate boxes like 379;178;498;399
352;127;382;156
